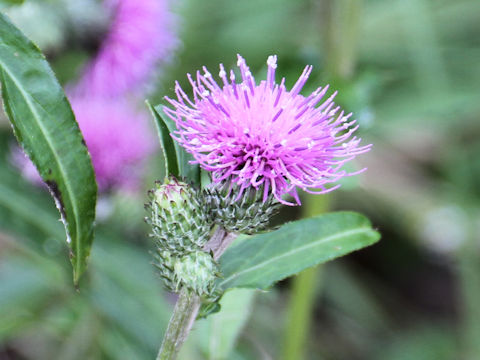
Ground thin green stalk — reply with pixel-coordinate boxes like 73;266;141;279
283;266;323;360
157;288;201;360
282;195;329;360
284;1;361;357
321;0;362;81
156;227;237;360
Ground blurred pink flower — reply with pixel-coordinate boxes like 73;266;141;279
13;98;156;192
70;97;156;191
14;0;177;191
74;0;177;98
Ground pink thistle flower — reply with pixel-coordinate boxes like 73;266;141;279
164;55;371;205
74;0;177;98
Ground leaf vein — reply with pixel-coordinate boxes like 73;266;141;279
0;60;82;264
220;227;371;287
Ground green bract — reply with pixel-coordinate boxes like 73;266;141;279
146;177;212;254
205;182;281;235
174;251;219;297
147;177;219;298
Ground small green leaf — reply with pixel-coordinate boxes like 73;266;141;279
0;12;97;285
218;212;380;290
151;104;200;185
147;100;179;178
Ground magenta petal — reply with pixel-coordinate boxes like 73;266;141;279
164;55;371;205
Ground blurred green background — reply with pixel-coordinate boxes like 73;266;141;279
1;0;479;359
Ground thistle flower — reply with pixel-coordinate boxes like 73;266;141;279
153;250;219;298
74;0;177;98
164;55;371;205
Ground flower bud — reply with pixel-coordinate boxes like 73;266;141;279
153;250;219;299
153;250;176;291
146;176;212;254
205;181;281;235
152;177;189;209
174;251;219;298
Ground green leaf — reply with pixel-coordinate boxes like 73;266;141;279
218;212;380;290
90;239;172;352
0;12;97;285
149;103;200;184
147;100;179;178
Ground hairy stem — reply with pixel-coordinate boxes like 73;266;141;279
203;226;226;255
211;232;238;260
156;288;201;360
157;226;238;360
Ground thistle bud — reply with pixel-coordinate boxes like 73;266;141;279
146;177;212;254
153;250;219;299
153;250;176;291
205;181;281;235
174;251;219;298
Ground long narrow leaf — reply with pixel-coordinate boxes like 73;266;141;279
0;12;97;285
219;212;380;290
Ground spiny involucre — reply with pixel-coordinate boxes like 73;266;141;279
164;55;371;205
146;177;219;298
146;177;212;254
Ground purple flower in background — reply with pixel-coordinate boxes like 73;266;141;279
13;98;155;191
74;0;177;98
13;0;171;192
70;97;155;191
164;55;371;205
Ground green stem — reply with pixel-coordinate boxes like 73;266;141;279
321;0;362;81
283;266;323;360
282;195;329;360
156;227;237;360
156;288;201;360
283;2;361;358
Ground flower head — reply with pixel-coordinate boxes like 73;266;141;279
74;0;178;98
164;55;371;205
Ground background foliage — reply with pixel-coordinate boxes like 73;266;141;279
1;0;479;359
